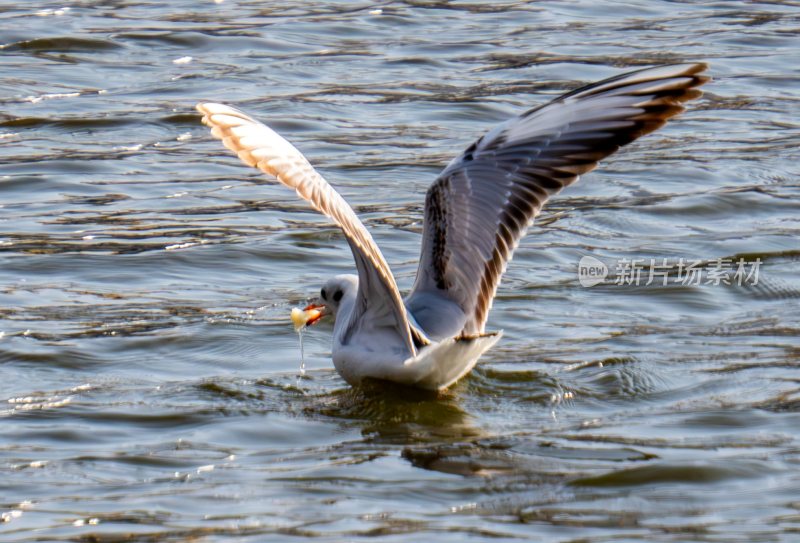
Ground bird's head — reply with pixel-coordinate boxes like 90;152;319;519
303;274;358;326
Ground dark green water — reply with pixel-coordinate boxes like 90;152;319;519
1;1;799;541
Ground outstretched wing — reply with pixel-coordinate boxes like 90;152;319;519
197;103;424;355
406;63;709;336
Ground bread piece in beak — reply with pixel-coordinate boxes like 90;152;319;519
290;303;329;331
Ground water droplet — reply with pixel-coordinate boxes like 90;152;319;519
297;328;306;377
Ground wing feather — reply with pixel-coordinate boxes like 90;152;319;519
197;103;424;354
407;63;709;336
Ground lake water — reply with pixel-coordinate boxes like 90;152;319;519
1;1;799;541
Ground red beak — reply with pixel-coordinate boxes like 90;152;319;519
303;302;328;326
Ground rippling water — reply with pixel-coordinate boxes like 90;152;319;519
2;1;799;541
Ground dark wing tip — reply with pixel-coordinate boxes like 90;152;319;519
557;62;710;102
686;61;710;75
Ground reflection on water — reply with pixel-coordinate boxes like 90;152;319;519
1;1;799;541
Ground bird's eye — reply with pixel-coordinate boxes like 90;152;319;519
333;290;343;302
321;288;327;301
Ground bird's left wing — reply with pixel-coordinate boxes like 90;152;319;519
406;63;709;336
197;103;424;354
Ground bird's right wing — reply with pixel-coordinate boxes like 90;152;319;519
198;103;424;355
406;63;709;336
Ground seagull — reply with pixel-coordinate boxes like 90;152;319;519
197;63;709;390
